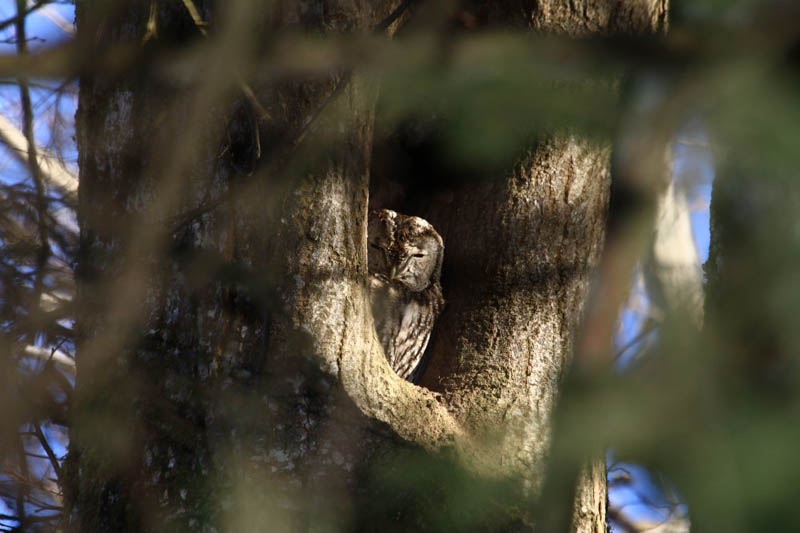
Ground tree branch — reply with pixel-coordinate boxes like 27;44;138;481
268;73;471;458
0;113;77;195
16;0;51;351
337;296;467;452
32;424;62;480
0;0;52;34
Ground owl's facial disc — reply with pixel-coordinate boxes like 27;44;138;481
368;239;391;279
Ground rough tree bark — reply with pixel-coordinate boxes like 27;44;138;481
66;1;667;532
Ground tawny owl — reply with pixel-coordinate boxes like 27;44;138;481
368;209;444;382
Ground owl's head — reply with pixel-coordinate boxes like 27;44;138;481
368;209;443;292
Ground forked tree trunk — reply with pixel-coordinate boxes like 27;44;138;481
66;1;667;532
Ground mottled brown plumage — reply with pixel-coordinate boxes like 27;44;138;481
368;209;444;382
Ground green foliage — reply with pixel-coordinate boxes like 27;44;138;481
356;448;530;533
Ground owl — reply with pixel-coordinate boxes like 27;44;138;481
368;209;444;382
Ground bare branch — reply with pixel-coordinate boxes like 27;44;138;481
23;345;75;371
0;0;53;34
31;424;62;480
181;0;271;122
38;3;74;36
0;113;77;195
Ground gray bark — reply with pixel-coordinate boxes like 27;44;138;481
422;137;611;484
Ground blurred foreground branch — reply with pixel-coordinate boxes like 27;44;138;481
0;113;77;194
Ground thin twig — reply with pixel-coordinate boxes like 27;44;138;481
16;0;51;328
143;0;158;42
614;319;659;360
181;0;272;123
0;0;52;34
181;0;208;36
375;0;415;33
13;427;29;531
32;424;62;480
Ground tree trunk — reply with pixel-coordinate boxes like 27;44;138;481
66;1;667;532
421;136;611;489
